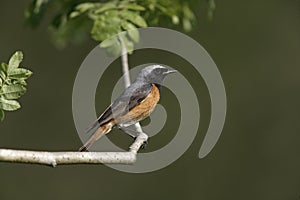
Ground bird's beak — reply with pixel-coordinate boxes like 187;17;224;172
164;69;177;75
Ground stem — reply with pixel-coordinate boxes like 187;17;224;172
118;34;144;135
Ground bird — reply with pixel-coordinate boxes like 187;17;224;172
79;65;177;152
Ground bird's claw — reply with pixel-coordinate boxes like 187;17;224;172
132;137;149;150
141;139;148;149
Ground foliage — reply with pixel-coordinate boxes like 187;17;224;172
0;51;33;121
25;0;215;54
207;0;216;21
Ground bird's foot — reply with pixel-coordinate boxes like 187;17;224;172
133;137;148;150
141;139;148;149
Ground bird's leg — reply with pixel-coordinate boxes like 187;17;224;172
117;125;149;149
117;125;139;138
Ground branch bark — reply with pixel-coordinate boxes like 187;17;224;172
0;133;147;166
0;34;148;166
0;149;135;166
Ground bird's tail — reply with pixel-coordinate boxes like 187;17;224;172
79;122;113;152
85;120;101;134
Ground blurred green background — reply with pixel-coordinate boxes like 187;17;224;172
1;0;300;199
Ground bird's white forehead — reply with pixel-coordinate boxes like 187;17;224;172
139;65;166;75
145;65;165;71
151;65;165;69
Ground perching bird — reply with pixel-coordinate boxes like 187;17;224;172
79;65;177;151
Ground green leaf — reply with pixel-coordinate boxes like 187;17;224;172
12;79;27;86
172;15;179;24
72;3;100;18
155;4;168;14
0;50;32;120
120;11;147;28
182;3;195;20
118;3;146;11
33;0;48;14
127;29;139;43
183;18;192;32
1;85;26;100
105;40;121;57
91;15;122;42
0;69;6;82
25;0;49;27
69;11;81;18
8;68;33;79
0;97;21;111
75;2;98;13
0;109;4;121
8;51;23;69
1;63;8;73
207;0;216;20
121;21;139;43
94;3;116;14
100;37;118;48
120;33;134;54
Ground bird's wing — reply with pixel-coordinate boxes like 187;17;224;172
122;83;154;112
86;83;153;133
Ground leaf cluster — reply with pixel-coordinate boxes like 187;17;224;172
0;51;32;121
25;0;201;49
70;1;147;56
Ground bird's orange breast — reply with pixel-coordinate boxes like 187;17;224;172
116;84;160;124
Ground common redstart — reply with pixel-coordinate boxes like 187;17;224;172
79;65;177;151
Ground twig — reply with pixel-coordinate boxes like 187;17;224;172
0;34;148;166
119;34;131;88
118;34;144;134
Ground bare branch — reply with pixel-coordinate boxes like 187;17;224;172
119;34;131;88
0;149;135;166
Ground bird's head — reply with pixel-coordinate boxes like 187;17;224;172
136;65;177;85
